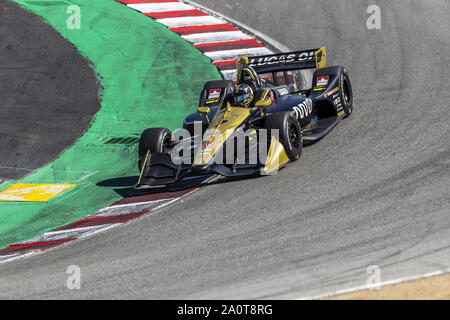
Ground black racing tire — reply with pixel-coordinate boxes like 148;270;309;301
264;111;303;162
138;128;172;170
340;72;353;118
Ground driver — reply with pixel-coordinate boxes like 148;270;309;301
235;84;254;107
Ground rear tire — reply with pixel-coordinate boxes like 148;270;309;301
264;112;303;162
340;72;353;118
138;128;172;170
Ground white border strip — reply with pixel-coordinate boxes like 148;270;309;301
298;268;450;300
128;2;193;13
96;197;174;212
157;16;223;27
0;253;23;264
182;31;252;44
89;198;174;217
20;225;121;244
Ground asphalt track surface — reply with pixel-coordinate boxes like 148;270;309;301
0;0;99;180
1;0;449;299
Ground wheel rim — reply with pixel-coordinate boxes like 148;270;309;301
289;124;300;149
161;133;172;154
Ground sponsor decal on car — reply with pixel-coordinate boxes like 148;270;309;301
276;88;289;96
292;99;313;120
249;50;316;66
333;97;342;107
316;76;329;87
323;87;339;98
208;89;221;99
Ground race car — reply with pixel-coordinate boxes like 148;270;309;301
136;47;353;187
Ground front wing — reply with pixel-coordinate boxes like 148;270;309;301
136;136;290;188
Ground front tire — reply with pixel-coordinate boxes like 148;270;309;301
138;128;172;170
264;111;303;162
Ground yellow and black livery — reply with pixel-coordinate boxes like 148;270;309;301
137;47;353;187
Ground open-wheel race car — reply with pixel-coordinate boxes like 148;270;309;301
137;47;353;187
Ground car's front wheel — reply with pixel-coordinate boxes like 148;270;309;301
264;111;303;162
138;128;172;170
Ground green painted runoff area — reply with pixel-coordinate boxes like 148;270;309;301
0;0;220;249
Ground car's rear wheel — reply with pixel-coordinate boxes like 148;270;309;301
264;111;303;162
340;72;353;118
138;128;172;170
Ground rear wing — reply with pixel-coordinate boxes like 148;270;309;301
239;47;327;75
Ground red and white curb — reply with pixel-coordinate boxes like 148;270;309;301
0;188;198;263
116;0;274;80
0;0;277;264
